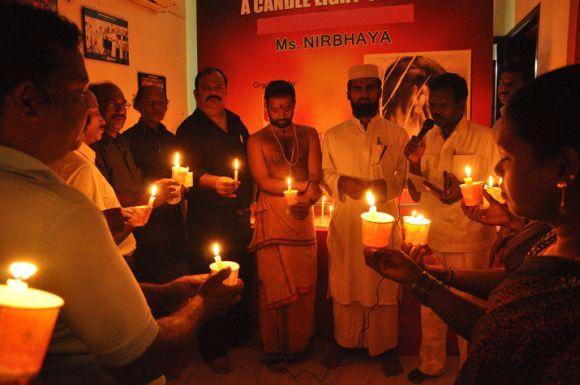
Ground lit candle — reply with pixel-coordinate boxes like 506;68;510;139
459;166;484;206
283;177;298;205
464;165;473;185
212;243;223;270
147;185;157;207
209;243;240;286
329;204;334;216
366;190;377;215
360;190;395;249
233;158;239;183
403;211;431;245
171;152;193;188
485;175;505;204
321;195;327;221
0;262;64;382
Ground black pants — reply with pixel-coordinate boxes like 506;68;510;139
187;206;254;361
133;203;191;284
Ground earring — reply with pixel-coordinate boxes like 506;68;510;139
557;181;567;214
557;175;576;214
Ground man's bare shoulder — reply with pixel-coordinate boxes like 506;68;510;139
248;127;271;143
294;124;319;138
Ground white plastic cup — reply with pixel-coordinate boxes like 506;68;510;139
360;211;395;249
460;182;484;206
209;261;240;286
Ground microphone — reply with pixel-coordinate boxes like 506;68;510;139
415;119;435;141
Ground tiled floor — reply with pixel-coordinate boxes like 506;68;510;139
169;340;459;385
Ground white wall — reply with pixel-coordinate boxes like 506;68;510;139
59;0;191;132
494;0;572;73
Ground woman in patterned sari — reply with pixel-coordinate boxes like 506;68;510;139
364;64;579;385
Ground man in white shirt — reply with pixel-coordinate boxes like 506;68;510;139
492;66;526;133
0;4;242;384
322;64;409;376
405;73;500;383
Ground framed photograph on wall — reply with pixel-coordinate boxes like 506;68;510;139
20;0;57;12
137;72;167;93
82;7;129;65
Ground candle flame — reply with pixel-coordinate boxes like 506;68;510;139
412;210;417;217
234;158;239;170
174;152;180;168
499;177;503;185
322;195;327;203
287;177;292;189
10;262;37;281
329;204;334;212
150;185;158;197
212;243;220;256
365;190;375;207
488;176;494;187
465;165;472;178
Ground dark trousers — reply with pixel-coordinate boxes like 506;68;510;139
187;206;254;361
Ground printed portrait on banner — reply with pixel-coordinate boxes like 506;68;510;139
365;50;471;137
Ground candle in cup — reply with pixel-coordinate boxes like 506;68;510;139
459;165;484;206
233;159;239;183
485;175;505;204
464;165;473;185
360;190;395;249
321;195;327;221
403;211;431;245
212;243;223;270
171;152;193;187
147;185;157;207
0;262;64;383
283;177;298;205
209;244;240;286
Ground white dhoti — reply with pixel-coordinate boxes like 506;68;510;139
333;300;399;356
419;249;490;376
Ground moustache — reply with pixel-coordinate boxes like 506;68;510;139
355;98;372;105
206;95;222;102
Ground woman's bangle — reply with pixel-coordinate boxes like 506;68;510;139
410;271;444;305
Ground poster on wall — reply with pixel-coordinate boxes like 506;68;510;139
19;0;57;12
196;0;492;134
365;50;471;136
138;72;167;93
82;7;129;65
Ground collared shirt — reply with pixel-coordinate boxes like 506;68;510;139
418;116;501;252
91;132;143;196
122;119;177;184
175;108;255;210
0;145;157;373
322;115;409;306
50;143;137;256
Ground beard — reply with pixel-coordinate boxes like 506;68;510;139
270;118;292;128
351;99;379;118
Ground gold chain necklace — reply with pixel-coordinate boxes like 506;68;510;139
269;123;300;177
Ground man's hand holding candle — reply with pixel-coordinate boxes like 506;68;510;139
366;179;388;203
152;178;181;207
214;176;239;198
338;175;366;200
196;269;244;320
439;173;462;204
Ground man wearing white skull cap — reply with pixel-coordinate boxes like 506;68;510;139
321;64;409;375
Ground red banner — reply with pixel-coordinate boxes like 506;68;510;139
197;0;493;134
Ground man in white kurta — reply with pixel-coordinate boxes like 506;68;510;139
405;73;500;382
322;64;408;375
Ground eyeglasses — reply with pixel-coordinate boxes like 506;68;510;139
104;101;131;110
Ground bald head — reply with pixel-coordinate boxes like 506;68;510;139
89;82;127;136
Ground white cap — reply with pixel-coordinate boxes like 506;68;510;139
348;64;380;81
